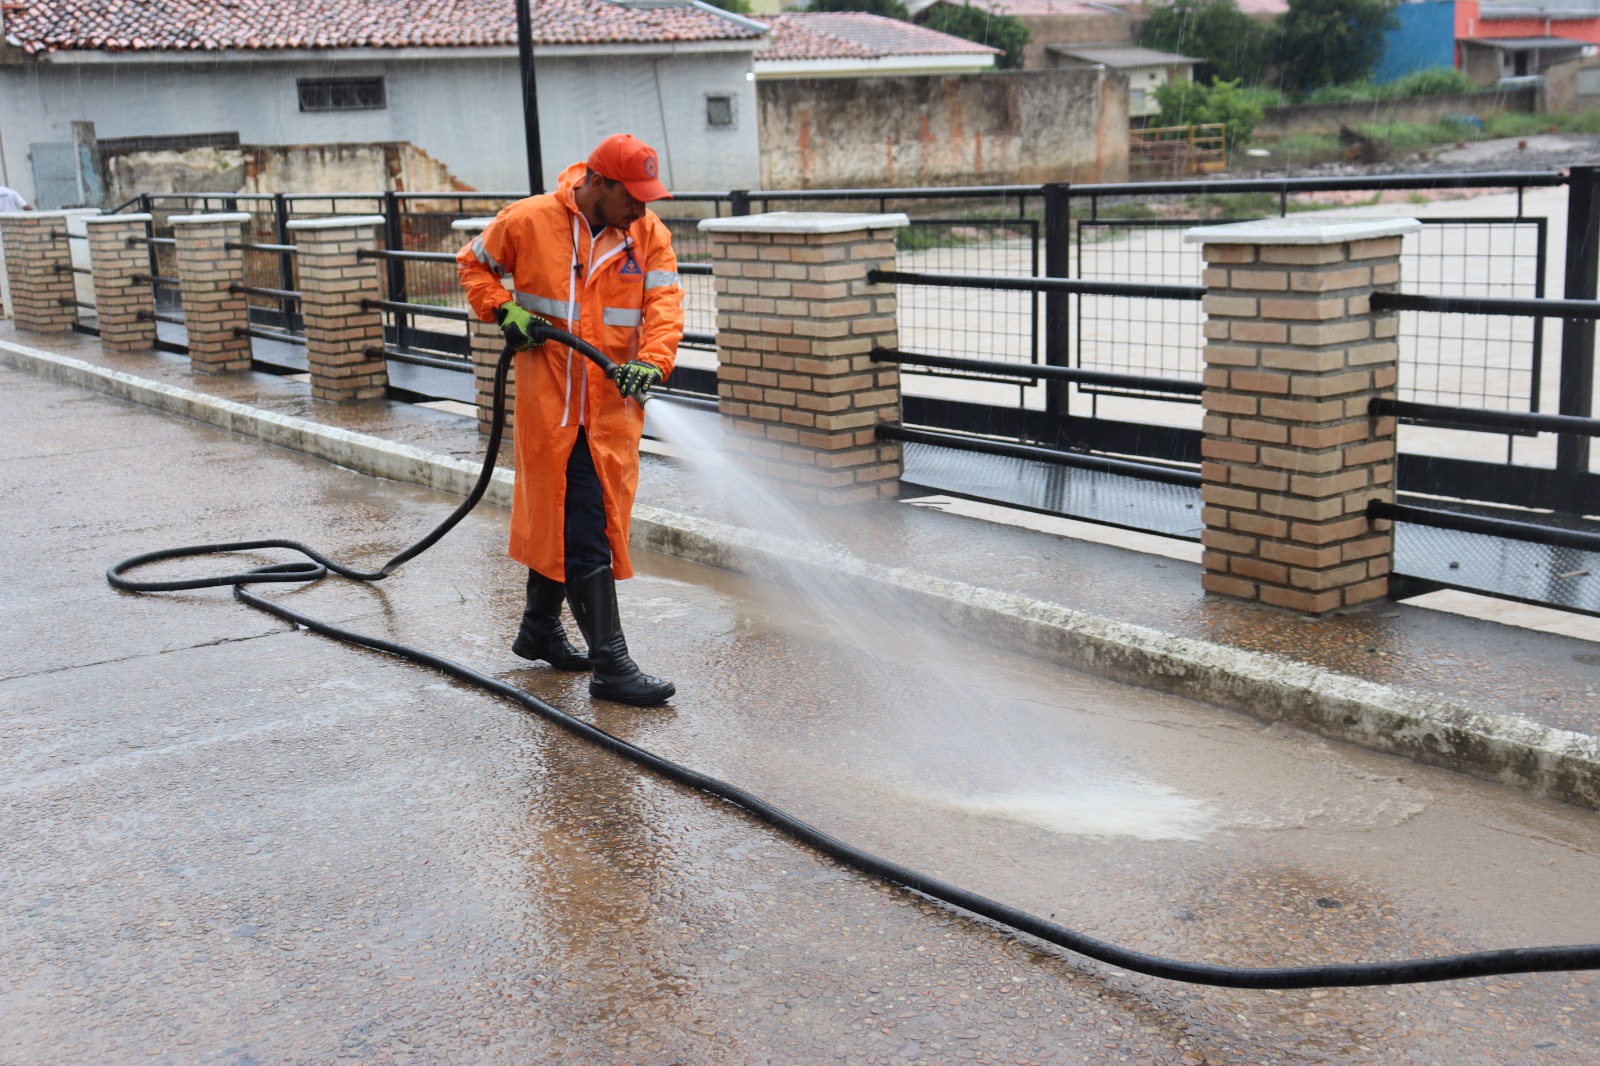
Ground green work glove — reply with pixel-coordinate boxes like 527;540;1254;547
494;302;550;350
614;360;662;401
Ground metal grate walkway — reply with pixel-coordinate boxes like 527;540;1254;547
900;440;1204;540
901;439;1600;617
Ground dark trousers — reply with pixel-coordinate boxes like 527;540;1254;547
562;428;611;583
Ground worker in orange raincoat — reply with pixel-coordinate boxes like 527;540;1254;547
456;133;683;706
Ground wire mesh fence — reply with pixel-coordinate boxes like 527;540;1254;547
1398;217;1545;413
124;175;1574;422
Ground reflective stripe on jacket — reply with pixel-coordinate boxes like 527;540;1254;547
455;161;684;581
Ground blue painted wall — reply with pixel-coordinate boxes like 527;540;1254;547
1376;1;1458;82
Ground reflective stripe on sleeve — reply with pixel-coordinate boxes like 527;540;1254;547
602;307;642;327
644;270;679;290
472;237;507;276
516;291;574;320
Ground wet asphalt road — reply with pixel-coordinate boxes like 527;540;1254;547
5;362;1600;1064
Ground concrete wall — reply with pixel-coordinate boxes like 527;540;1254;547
102;142;472;204
1374;1;1457;84
1460;44;1503;87
0;49;761;203
535;52;761;194
756;68;1128;189
1546;54;1600;113
1051;59;1190;119
1254;86;1538;140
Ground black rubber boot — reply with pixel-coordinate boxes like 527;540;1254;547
512;570;591;671
565;565;675;706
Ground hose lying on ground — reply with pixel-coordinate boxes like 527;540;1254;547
107;330;1600;990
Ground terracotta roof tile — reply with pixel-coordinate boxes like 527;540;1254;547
757;12;998;62
3;0;763;56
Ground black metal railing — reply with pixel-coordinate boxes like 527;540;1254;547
1371;499;1600;554
1372;292;1600;320
872;348;1204;398
103;171;1598;467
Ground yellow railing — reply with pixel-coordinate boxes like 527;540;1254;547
1129;123;1228;176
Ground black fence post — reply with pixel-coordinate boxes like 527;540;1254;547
384;191;409;349
1558;165;1599;512
140;194;162;314
730;190;751;217
273;192;296;332
1043;182;1072;434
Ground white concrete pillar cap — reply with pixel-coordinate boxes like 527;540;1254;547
286;215;387;231
1184;215;1422;245
169;212;253;225
698;211;910;234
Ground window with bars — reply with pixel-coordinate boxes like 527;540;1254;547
298;78;387;113
706;94;735;129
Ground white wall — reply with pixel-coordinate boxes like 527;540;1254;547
0;48;761;203
534;52;760;194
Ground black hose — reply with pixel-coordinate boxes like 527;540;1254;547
107;337;1600;990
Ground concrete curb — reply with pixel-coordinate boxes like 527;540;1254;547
8;336;1600;810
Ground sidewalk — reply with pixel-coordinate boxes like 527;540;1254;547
5;319;1599;809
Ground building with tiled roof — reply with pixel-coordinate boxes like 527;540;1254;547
754;12;997;78
1;0;762;55
0;0;770;201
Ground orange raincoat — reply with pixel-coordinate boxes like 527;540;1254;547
456;162;683;582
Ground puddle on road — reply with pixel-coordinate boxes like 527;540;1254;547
922;779;1215;842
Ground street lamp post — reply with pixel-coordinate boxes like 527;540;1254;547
515;0;544;194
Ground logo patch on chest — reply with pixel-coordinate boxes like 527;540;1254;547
619;258;643;276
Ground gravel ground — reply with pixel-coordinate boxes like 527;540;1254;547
1238;133;1600;181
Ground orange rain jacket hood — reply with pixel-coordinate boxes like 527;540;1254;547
456;162;684;582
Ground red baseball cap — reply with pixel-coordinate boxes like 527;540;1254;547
587;133;672;202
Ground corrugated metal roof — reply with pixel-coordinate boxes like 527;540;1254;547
1048;44;1200;67
1;0;764;56
1480;0;1600;16
1467;35;1592;47
757;12;998;61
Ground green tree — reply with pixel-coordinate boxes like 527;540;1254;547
702;0;753;12
920;3;1032;69
805;0;912;19
1154;76;1267;150
1275;0;1400;94
1140;0;1274;85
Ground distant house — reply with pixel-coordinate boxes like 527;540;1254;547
1456;0;1600;84
754;12;999;78
0;0;768;206
1047;44;1197;119
909;0;1147;71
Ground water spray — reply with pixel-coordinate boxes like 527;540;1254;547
107;334;1600;990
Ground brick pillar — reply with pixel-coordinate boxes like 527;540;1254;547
698;211;907;504
287;215;389;403
452;216;516;438
84;213;157;352
171;212;253;372
1186;216;1417;614
0;211;80;333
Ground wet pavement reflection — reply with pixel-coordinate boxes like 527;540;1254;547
4;362;1600;1064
